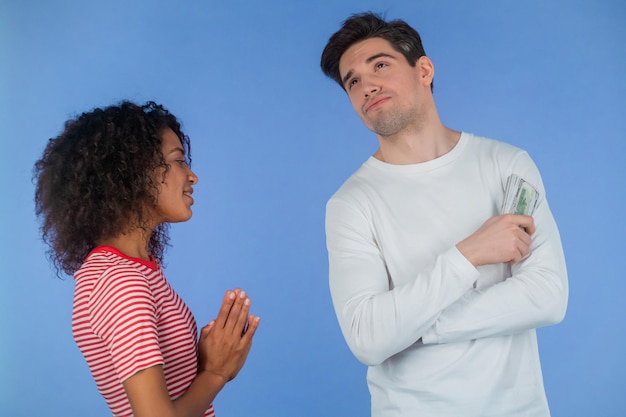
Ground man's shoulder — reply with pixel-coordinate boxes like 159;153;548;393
463;132;532;170
327;158;375;204
464;132;526;155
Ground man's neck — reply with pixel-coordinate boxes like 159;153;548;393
374;124;461;165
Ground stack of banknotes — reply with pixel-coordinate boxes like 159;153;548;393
501;174;540;216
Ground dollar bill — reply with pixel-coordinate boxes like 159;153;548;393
501;174;540;216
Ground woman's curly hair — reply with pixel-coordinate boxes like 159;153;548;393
33;100;192;276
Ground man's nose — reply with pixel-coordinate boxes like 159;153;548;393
362;77;380;97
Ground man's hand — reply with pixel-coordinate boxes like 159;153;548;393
456;214;535;267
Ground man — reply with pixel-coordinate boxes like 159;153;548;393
320;12;568;417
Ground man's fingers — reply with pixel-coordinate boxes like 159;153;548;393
508;214;535;235
509;231;532;264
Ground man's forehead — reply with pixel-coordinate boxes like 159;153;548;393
339;38;398;78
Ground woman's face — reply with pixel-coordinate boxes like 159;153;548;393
152;128;198;225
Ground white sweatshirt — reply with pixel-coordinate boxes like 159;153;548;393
325;132;568;417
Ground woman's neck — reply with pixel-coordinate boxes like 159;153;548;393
98;228;152;261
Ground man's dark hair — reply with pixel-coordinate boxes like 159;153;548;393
33;100;191;276
320;12;433;91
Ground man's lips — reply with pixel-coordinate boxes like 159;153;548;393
364;96;390;113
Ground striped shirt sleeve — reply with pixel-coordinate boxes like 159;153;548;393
89;265;164;382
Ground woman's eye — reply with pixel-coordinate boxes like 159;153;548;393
176;159;188;167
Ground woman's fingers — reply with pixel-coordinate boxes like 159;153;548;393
197;290;260;382
214;289;255;336
224;291;251;336
242;315;260;341
214;291;236;329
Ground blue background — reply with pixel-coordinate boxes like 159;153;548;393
1;1;625;416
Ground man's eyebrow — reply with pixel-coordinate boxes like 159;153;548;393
366;52;396;63
341;52;397;86
342;70;354;87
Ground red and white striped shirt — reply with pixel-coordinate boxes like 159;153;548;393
72;246;215;417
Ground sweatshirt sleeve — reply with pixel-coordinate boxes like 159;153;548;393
421;152;569;345
326;196;478;366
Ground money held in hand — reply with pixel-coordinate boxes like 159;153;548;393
501;174;540;216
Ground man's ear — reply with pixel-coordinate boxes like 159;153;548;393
416;56;434;87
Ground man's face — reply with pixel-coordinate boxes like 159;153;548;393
338;37;432;137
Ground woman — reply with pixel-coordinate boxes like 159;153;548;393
34;100;259;417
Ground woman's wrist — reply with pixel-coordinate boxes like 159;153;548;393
196;369;229;391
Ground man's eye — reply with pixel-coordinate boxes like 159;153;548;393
376;62;386;70
349;79;358;88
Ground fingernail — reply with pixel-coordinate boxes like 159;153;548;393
244;298;250;306
239;290;246;298
229;291;235;300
